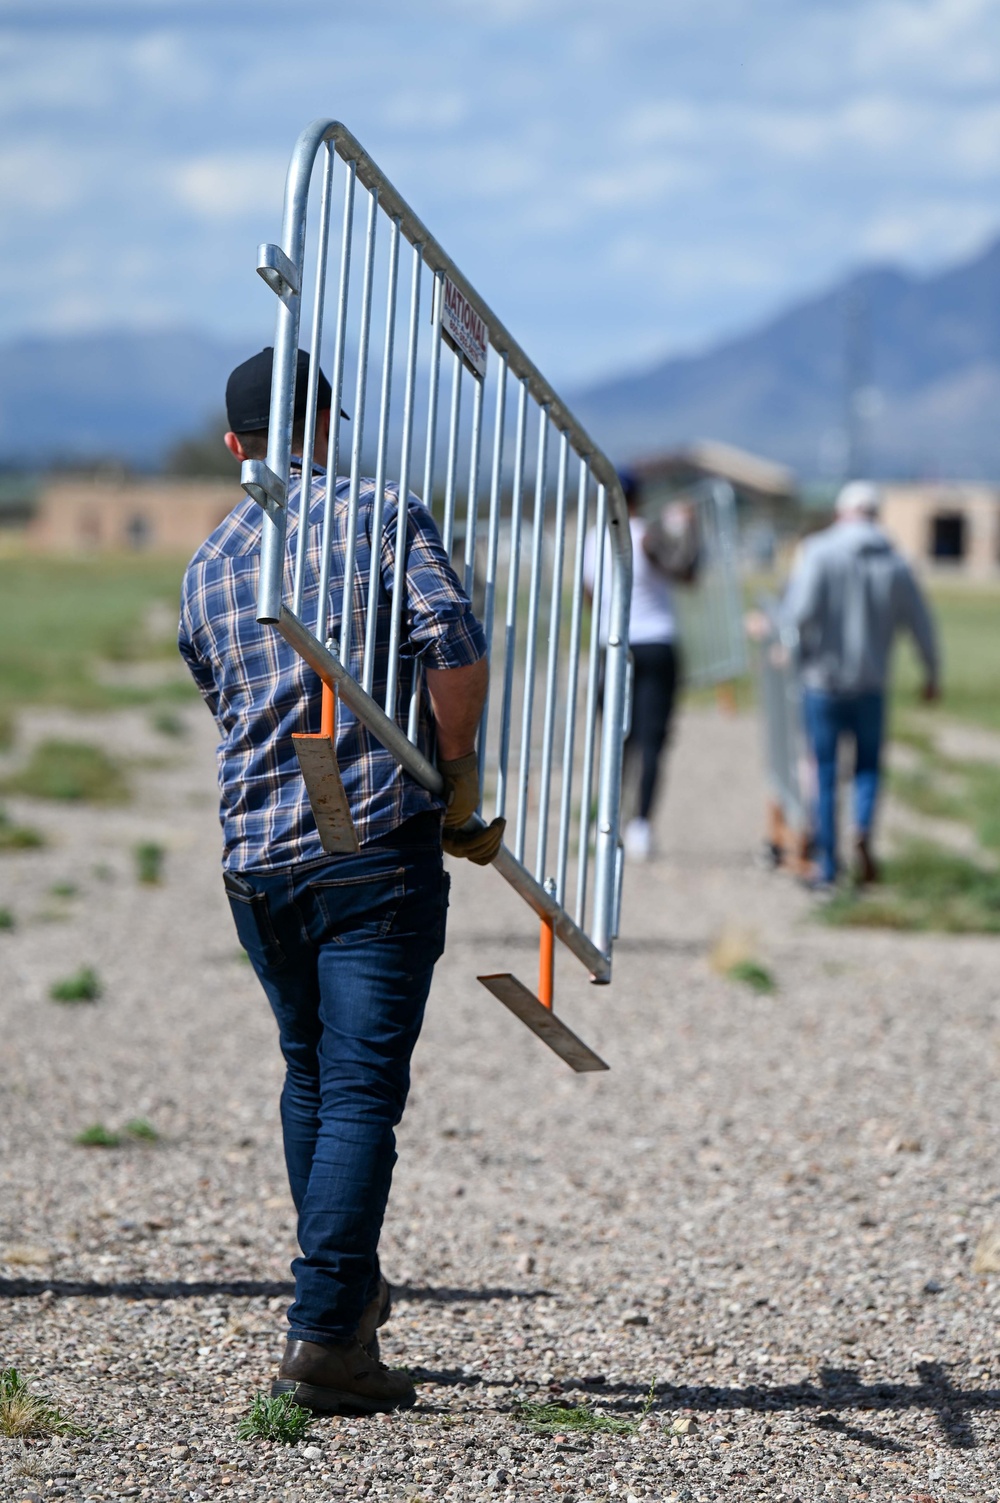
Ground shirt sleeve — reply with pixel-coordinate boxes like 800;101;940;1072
379;492;487;670
178;566;222;717
897;564;940;683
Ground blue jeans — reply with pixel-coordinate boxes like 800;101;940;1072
224;815;449;1344
802;690;885;882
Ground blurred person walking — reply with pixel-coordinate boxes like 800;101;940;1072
584;470;695;861
782;480;939;888
178;348;502;1414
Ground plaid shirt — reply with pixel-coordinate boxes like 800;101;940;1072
178;466;486;872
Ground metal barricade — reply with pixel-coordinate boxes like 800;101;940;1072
240;119;632;1069
674;480;748;689
752;601;812;871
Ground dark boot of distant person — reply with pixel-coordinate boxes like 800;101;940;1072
272;1336;416;1414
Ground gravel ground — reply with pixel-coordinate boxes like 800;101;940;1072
1;701;998;1503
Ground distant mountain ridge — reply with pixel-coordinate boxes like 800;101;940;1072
2;234;1000;477
572;235;1000;480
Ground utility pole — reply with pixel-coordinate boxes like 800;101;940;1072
844;286;870;480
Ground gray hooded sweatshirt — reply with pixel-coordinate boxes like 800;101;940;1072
782;519;939;696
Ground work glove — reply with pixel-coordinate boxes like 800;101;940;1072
439;753;482;829
442;817;506;867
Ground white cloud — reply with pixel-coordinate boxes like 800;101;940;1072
167;152;288;220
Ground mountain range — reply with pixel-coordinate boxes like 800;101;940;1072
3;235;999;479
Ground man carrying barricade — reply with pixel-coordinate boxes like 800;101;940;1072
177;346;503;1414
781;479;939;890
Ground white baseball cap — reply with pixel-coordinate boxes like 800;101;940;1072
835;480;881;517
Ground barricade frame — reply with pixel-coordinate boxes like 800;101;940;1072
241;119;632;987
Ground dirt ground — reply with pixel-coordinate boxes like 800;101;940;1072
1;701;998;1503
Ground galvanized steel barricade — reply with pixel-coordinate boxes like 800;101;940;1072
241;120;632;1070
752;600;812;872
673;480;748;689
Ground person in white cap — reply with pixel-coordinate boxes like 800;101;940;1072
781;480;939;887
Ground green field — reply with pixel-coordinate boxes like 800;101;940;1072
890;583;1000;731
0;552;193;743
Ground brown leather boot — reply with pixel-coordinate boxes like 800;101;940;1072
855;834;880;886
356;1275;392;1360
271;1336;416;1414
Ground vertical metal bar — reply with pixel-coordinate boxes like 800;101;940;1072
422;273;445;509
514;404;550;864
592;480;632;958
291;141;335;620
476;351;508;796
556;457;590;906
385;240;423;716
338;184;378;670
316;157;356;645
403;272;445;744
463;374;485;601
575;482;607;926
534;431;569;881
362;214;401;697
441;349;463;555
495;378;529;821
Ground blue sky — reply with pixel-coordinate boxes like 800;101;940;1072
2;0;999;385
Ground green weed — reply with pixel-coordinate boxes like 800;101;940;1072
513;1399;636;1437
134;840;165;884
73;1124;121;1148
0;808;44;851
2;740;129;803
726;959;777;994
123;1118;158;1142
49;880;78;898
49;966;102;1002
0;1367;84;1438
151;709;187;738
237;1391;312;1444
0;907;14;930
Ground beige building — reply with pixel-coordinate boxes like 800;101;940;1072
880;482;1000;579
29;476;242;554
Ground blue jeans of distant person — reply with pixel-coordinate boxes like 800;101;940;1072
802;690;885;883
224;813;449;1345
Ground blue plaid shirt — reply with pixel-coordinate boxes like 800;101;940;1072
178;466;486;872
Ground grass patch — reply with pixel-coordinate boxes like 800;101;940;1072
889;746;1000;853
726;959;777;994
134;840;165;884
237;1391;312;1444
0;1367;83;1439
0;907;14;930
151;708;187;738
2;739;129;803
0;553;193;722
0;807;45;850
49;965;102;1002
513;1398;636;1437
49;880;78;898
123;1117;158;1142
821;841;1000;934
74;1123;121;1148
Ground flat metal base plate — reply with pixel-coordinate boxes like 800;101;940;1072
292;734;360;854
477;973;609;1073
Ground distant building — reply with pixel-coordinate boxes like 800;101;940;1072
631;439;801;569
28;475;241;554
880;482;1000;579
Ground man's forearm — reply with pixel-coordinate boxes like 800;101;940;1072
425;656;489;759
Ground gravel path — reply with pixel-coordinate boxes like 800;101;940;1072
1;702;998;1503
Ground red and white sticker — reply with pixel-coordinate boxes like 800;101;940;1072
440;275;489;380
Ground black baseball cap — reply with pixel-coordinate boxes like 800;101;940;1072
225;346;348;432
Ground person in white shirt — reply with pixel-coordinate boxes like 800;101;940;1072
584;470;691;860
